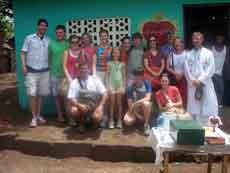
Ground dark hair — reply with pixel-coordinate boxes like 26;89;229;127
121;36;131;43
160;73;169;79
147;34;158;49
37;18;48;27
56;25;66;32
68;35;81;43
133;67;144;76
99;29;109;36
132;32;143;40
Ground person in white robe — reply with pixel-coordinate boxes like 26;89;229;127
184;32;218;125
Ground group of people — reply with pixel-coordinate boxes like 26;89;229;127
21;18;227;136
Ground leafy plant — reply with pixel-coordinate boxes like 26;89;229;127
0;0;14;40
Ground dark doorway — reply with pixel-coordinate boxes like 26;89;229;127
183;3;230;49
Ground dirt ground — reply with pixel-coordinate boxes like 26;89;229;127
0;150;227;173
0;73;230;173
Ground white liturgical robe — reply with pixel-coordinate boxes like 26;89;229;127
184;47;218;124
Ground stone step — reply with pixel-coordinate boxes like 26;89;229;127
0;125;155;163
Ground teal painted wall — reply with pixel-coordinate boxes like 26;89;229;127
13;0;230;113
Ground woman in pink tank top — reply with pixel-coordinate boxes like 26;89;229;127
81;32;97;75
63;35;82;81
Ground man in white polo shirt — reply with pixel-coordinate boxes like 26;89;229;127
21;18;50;127
67;61;107;133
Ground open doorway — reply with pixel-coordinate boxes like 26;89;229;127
183;3;230;49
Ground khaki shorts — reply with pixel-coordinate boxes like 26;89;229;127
50;75;63;96
25;72;50;96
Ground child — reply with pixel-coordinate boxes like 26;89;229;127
106;47;126;129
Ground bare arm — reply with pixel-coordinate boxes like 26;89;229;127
63;50;72;82
92;53;97;75
20;51;27;75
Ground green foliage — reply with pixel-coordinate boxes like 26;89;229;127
0;0;14;40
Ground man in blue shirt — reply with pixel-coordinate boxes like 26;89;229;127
123;67;152;135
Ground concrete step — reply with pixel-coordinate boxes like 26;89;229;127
0;125;155;162
0;150;224;173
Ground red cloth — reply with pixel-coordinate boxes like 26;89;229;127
155;86;181;108
144;50;165;90
82;45;96;74
67;50;82;78
175;77;187;109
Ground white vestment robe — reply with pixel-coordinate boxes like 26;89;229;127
184;47;218;124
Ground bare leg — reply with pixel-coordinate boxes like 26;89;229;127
37;96;42;116
55;95;64;122
29;96;38;118
116;92;123;128
143;102;152;126
109;92;115;128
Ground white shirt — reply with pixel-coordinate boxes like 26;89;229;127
212;46;226;76
67;75;106;99
21;33;50;70
185;47;218;118
169;51;186;74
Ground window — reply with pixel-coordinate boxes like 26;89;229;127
66;17;131;47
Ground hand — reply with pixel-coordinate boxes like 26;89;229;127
68;77;73;83
94;105;103;116
175;73;183;81
192;80;201;87
22;66;27;75
78;103;89;112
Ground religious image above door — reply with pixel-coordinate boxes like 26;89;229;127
66;17;131;47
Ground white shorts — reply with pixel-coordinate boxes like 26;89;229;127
25;72;50;96
50;75;63;96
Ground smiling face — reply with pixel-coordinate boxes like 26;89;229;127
79;63;89;80
174;38;184;52
148;35;157;49
160;75;169;90
82;33;91;47
70;36;81;50
100;31;109;45
192;32;204;49
112;47;120;61
37;22;48;36
56;28;65;41
122;38;131;51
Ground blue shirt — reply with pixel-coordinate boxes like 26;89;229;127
22;33;50;71
127;80;152;101
160;43;175;58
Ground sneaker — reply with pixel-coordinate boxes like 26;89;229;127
116;120;122;129
108;120;115;129
30;117;37;128
144;124;150;136
37;115;46;124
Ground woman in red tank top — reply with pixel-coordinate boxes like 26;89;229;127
144;35;165;90
63;35;82;82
